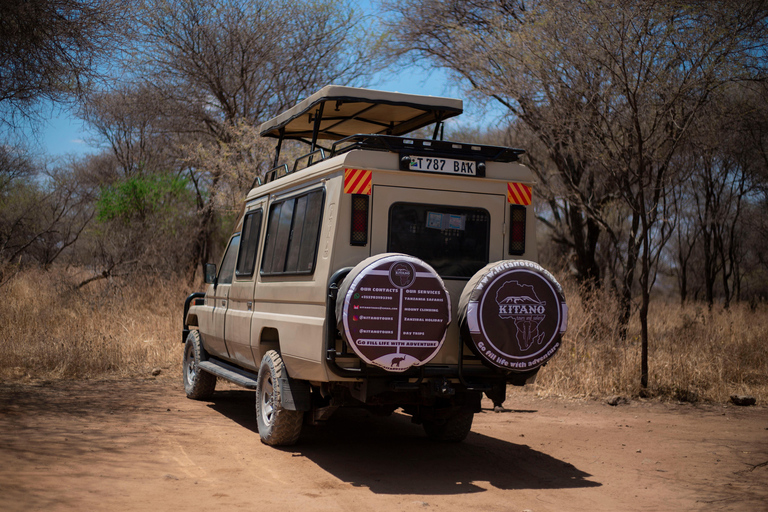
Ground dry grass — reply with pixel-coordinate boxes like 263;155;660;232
2;268;766;404
0;268;188;381
535;276;768;403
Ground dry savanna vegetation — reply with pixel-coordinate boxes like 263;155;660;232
2;267;765;404
536;277;768;403
2;2;767;405
1;268;188;381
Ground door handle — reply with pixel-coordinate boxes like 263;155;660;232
221;300;226;306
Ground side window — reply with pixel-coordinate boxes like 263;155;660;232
218;235;241;285
236;209;263;277
261;189;324;275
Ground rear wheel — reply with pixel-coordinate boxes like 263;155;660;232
182;330;216;399
255;350;303;446
423;409;474;442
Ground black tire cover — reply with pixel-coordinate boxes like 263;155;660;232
336;253;451;372
458;260;567;371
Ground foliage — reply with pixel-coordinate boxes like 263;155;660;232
0;145;94;284
0;268;189;380
2;0;767;399
96;173;192;223
535;275;768;403
384;0;768;387
3;267;765;406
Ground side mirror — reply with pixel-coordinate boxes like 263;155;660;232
204;263;217;284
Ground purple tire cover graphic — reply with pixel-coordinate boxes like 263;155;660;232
458;260;568;371
336;254;451;372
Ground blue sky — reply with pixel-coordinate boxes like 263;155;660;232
31;69;460;157
30;107;94;158
24;1;506;159
31;69;505;159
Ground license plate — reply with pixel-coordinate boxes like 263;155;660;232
404;155;478;176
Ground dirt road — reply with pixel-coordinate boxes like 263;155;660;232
0;378;766;511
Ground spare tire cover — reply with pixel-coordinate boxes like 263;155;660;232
458;260;567;371
336;253;451;372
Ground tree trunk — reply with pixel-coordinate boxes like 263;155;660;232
619;212;641;340
640;232;651;390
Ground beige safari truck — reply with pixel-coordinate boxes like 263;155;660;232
182;85;568;446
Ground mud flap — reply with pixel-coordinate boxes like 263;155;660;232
278;377;311;411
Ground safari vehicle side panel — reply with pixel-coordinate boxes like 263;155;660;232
246;176;337;382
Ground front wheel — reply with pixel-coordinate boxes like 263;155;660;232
255;350;303;446
182;330;216;399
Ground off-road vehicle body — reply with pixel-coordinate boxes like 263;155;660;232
182;86;568;445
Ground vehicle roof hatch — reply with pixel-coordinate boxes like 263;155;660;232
259;85;463;142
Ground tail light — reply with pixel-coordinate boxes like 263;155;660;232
509;205;526;255
350;194;369;246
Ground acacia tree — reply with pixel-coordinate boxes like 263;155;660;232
676;83;768;307
0;0;130;127
131;0;379;278
0;146;95;285
80;83;180;177
385;0;768;388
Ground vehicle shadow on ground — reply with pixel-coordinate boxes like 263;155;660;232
207;389;601;495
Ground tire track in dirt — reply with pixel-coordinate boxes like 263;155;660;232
1;379;766;511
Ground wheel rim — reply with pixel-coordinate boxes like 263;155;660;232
260;374;275;426
185;344;196;382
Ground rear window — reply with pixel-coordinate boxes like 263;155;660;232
388;202;490;278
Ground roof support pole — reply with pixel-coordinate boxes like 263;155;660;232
432;119;443;140
272;129;284;168
310;102;325;152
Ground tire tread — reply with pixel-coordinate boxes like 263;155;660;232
183;330;216;399
256;350;303;446
423;410;474;442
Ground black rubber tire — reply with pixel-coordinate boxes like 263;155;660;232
182;330;216;399
255;350;303;446
423;409;474;442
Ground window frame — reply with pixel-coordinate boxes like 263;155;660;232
235;208;264;279
217;234;241;285
260;187;325;276
386;201;491;279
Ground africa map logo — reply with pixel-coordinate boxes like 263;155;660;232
495;280;547;351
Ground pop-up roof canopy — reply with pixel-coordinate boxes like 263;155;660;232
259;85;463;141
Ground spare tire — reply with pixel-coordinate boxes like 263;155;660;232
458;260;567;372
336;254;451;372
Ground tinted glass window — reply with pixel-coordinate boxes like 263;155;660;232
236;209;263;277
285;194;308;273
298;191;323;271
218;235;241;285
261;203;283;274
388;203;490;278
261;189;324;275
272;199;295;272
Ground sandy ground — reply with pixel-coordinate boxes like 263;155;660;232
0;377;766;512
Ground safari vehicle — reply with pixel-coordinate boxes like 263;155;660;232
182;85;568;446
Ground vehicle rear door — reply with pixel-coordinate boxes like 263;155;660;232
370;185;506;310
